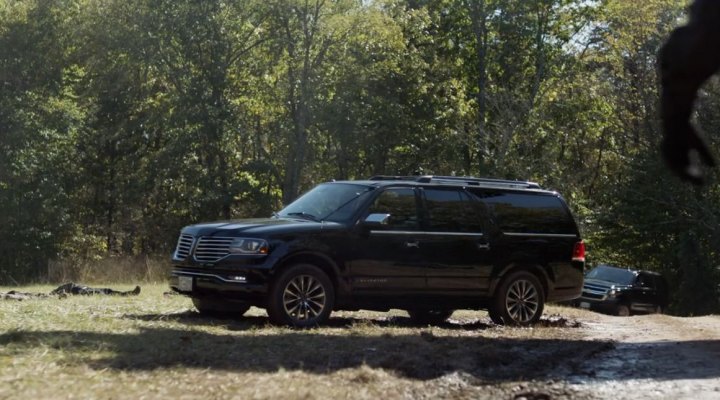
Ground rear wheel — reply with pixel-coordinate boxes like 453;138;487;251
192;298;250;317
407;309;454;325
267;264;335;328
492;270;545;326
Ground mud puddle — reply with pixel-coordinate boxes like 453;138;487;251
557;315;720;399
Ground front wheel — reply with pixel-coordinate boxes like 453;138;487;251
492;270;545;326
267;264;335;328
616;304;630;317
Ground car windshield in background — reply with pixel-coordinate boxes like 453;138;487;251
586;265;636;285
278;183;374;222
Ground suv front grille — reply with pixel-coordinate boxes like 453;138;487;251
581;291;605;300
581;282;610;300
194;237;234;262
174;234;195;260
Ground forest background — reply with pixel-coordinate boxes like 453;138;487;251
1;0;718;315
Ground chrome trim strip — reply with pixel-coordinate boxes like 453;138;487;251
369;231;485;237
502;232;578;239
173;271;246;284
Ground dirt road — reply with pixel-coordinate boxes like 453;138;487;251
553;313;720;399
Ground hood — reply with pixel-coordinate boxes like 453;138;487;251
180;217;344;237
583;278;632;291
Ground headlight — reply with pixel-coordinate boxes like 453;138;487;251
229;238;269;255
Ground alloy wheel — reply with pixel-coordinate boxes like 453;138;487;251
282;274;327;321
504;278;540;324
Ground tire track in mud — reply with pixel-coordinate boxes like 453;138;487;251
557;315;720;399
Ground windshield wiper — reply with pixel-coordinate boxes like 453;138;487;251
285;212;320;222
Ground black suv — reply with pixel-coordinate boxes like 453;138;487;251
577;264;669;316
169;176;585;327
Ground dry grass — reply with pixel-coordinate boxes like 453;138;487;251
0;284;607;399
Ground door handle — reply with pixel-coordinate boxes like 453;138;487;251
477;243;491;250
404;240;420;248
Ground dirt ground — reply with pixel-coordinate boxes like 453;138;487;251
2;286;720;400
537;312;720;400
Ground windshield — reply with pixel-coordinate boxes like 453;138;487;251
585;265;637;285
278;183;374;222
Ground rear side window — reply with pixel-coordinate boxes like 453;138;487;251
470;190;576;235
422;188;484;233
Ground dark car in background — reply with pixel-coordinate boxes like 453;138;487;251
169;175;586;327
577;264;669;316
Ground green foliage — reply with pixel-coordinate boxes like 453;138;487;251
0;0;718;315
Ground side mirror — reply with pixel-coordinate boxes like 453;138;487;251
362;213;391;227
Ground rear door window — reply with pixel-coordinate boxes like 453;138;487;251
422;188;484;233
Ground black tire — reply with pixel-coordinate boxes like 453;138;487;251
492;270;545;326
192;298;250;317
407;309;454;325
267;264;335;328
487;305;504;325
616;304;630;317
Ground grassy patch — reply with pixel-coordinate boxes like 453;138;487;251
1;284;606;399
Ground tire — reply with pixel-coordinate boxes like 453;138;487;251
487;305;504;325
616;304;630;317
492;270;545;326
267;264;335;328
192;298;250;317
407;309;454;325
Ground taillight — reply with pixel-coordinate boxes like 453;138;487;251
572;240;585;262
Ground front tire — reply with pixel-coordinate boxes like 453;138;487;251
267;264;335;328
492;270;545;326
616;304;630;317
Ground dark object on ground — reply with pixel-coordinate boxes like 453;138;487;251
2;283;140;300
659;0;719;184
575;265;669;316
50;282;141;296
1;291;50;301
169;175;585;327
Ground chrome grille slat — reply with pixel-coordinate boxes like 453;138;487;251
174;234;194;260
194;237;234;262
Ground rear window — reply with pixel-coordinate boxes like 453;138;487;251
469;190;577;235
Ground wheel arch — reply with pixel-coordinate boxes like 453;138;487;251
273;251;343;293
490;263;550;300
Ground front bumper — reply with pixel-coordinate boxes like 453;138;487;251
169;267;270;304
575;296;621;313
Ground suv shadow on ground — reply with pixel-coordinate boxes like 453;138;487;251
2;326;720;382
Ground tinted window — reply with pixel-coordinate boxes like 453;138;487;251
367;188;419;230
423;189;484;233
636;273;655;289
470;190;575;234
586;265;637;285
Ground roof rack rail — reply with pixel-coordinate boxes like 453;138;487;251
367;175;541;189
367;175;419;181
